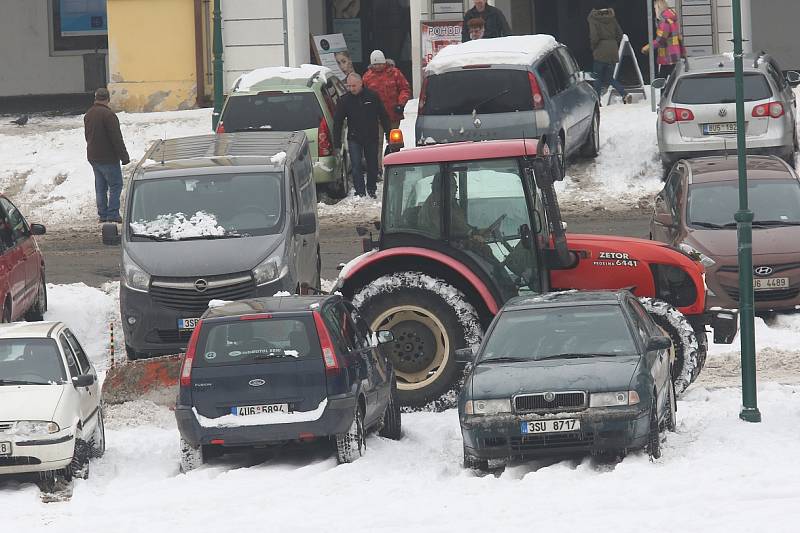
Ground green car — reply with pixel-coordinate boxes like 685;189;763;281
217;65;350;198
457;290;676;472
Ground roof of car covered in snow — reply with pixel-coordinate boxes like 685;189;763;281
201;295;342;319
383;138;541;166
232;64;335;93
0;321;64;339
425;35;559;75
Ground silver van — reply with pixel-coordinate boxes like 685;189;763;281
108;132;321;359
415;36;600;169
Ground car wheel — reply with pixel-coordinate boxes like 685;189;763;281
24;275;47;321
65;434;91;480
316;249;322;292
553;135;566;180
646;398;662;460
665;381;677;432
463;446;490;472
354;273;482;409
579;109;600;158
179;438;204;473
90;407;106;458
335;405;365;464
378;379;402;440
327;155;350;199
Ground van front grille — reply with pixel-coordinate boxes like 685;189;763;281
150;273;256;314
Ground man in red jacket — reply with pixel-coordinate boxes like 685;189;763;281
84;88;130;223
363;49;411;167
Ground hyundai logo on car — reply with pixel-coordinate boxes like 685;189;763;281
754;266;774;276
249;379;266;387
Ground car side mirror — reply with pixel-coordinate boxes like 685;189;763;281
376;330;394;344
653;212;676;228
786;70;800;87
295;212;317;234
72;374;95;388
651;77;667;90
455;346;478;363
646;336;672;352
30;223;46;236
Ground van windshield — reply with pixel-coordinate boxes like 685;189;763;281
422;70;533;115
222;92;324;132
128;173;284;241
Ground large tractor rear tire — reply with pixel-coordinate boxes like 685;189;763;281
353;272;482;409
639;298;706;396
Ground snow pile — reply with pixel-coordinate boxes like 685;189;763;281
317;183;383;223
129;211;226;240
193;399;327;428
234;64;333;92
426;35;558;75
270;151;287;165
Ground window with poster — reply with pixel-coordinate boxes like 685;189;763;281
49;0;108;54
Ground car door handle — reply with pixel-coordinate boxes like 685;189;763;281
302;238;308;247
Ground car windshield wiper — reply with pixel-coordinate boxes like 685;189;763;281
0;379;51;385
472;89;511;112
750;220;800;226
537;353;597;361
254;351;299;360
130;233;171;241
174;234;242;241
691;221;725;229
477;356;529;364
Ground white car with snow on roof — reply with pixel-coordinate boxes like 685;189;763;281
0;322;104;486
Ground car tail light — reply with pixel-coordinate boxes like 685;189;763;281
418;78;429;114
661;107;695;124
239;313;272;321
313;311;339;375
752;102;784;118
528;72;544;110
318;117;332;157
180;320;203;387
215;121;225;134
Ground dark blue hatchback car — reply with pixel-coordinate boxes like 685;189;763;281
175;295;401;471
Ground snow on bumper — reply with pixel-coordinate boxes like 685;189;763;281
176;395;357;447
460;407;651;460
0;431;75;475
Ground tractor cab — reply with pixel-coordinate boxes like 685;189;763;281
375;136;566;304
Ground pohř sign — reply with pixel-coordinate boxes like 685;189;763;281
421;20;463;70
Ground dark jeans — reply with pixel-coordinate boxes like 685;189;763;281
592;61;627;97
348;139;378;195
658;63;676;80
91;162;123;220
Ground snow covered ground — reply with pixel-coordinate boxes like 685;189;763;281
3;283;800;530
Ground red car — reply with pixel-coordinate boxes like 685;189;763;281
0;194;47;322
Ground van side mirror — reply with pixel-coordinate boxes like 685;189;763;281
29;223;46;236
455;346;478;363
646;336;672;352
101;223;121;246
651;78;667;90
295;212;317;234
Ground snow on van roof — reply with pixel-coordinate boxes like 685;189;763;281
234;64;333;92
425;35;558;75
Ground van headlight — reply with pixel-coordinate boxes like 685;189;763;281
464;399;511;416
122;250;150;292
13;421;60;436
252;256;288;286
678;243;716;268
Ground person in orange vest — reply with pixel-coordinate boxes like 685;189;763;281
363;49;411;167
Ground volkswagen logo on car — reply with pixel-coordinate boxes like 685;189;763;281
754;266;774;276
718;107;728;118
194;278;208;292
248;379;266;387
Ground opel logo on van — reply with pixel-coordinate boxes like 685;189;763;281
194;278;208;292
249;379;266;387
754;266;774;276
543;391;556;402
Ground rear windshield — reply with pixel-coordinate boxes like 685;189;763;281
0;338;66;384
128;173;284;240
671;73;772;104
222;92;323;132
422;69;533;115
195;317;320;366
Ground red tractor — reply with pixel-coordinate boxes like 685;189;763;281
335;136;737;408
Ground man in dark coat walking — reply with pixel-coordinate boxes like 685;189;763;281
333;73;391;198
588;3;631;103
84;88;130;223
461;0;510;42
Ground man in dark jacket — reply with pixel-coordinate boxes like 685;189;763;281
84;88;130;223
333;73;391;198
461;0;510;42
588;4;631;103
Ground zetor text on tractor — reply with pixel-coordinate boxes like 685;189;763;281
335;134;737;408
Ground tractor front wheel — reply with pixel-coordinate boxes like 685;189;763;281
353;273;482;409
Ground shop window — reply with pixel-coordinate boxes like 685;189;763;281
50;0;108;53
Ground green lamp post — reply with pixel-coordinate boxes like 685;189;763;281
211;0;223;131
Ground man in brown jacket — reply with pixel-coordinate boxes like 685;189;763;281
588;2;631;104
84;88;130;223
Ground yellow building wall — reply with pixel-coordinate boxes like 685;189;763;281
107;0;198;112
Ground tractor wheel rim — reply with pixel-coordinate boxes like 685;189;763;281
372;305;449;391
